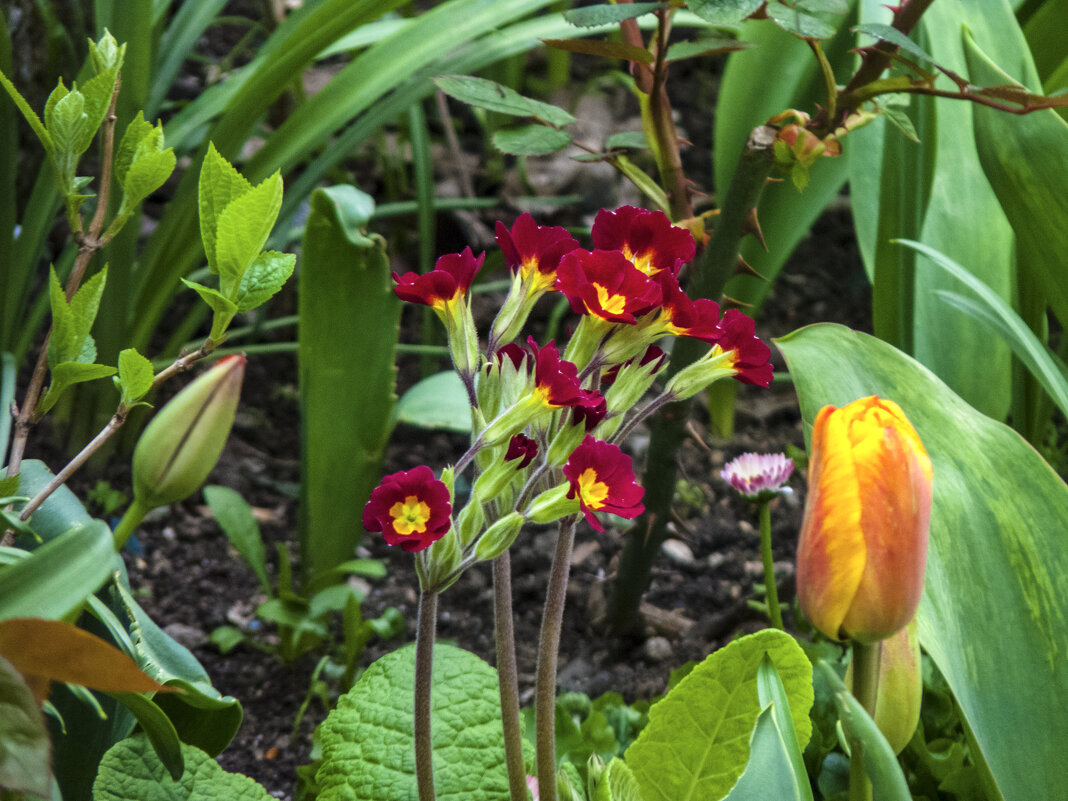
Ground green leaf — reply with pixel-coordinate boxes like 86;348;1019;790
68;266;108;354
47;264;109;368
665;36;754;62
119;126;176;212
435;74;575;127
0;521;114;622
493;125;573;155
880;103;920;142
563;2;667;28
605;132;648;150
8;460;94;544
688;0;764;25
76;65;119;154
180;278;238;341
108;691;184;781
116;348;154;406
765;2;836;39
38;361;117;416
198;141;253;275
0;68;53;153
47;87;89;160
316;643;509;800
235;250;296;312
542;38;654;63
114;111;154;186
776;323;1068;801
592;758;645;801
94;733;273;801
0;655;51;797
853;22;935;64
395;371;471;432
203;485;271;594
815;662;911;801
627;629;812;801
215;171;284;293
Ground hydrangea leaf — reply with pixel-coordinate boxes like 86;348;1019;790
627;629;812;801
93;734;273;801
116;348;155;406
316;643;508;801
38;361;117;416
198;142;253;275
235;251;296;313
114;112;154;186
215;171;283;294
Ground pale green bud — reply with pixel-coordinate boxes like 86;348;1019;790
89;29;125;74
474;512;525;561
456;500;485;549
847;621;922;754
662;348;736;401
424;527;462;591
526;484;577;524
132;355;245;510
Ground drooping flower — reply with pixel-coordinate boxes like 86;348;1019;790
654;273;724;342
529;338;601;410
555;249;662;324
392;247;484;313
796;396;933;643
721;452;794;501
717;309;773;387
572;395;608;432
591;205;695;277
363;465;452;552
495;213;580;293
600;345;667;389
563;435;645;532
505;433;539;468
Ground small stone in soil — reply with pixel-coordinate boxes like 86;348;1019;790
642;636;673;664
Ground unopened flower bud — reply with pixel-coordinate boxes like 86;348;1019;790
474;512;526;561
132;355;245;510
845;621;922;754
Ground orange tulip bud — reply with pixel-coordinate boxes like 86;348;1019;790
796;396;933;643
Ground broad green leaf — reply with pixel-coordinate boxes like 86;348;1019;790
563;2;667;27
312;184;375;245
46;265;109;368
777;323;1068;801
114;111;154;185
317;644;509;800
395;371;471;432
627;629;812;801
664;37;753;62
542;38;654;63
592;758;645;801
688;0;763;24
964;30;1068;330
203;485;270;594
214;171;284;292
435;74;575;127
852;21;935;63
119;128;176;212
108;691;184;781
493;125;573;155
94;734;273;801
68;266;109;353
0;522;114;622
235;250;296;312
76;64;119;155
38;361;116;416
0;655;51;797
47;88;89;160
766;2;836;39
815;662;911;801
116;348;154;406
198;142;253;275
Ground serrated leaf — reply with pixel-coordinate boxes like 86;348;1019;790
563;2;666;27
687;0;763;25
47;267;75;368
68;266;108;347
627;629;812;801
435;74;575;127
605;131;649;150
204;485;270;594
214;171;284;293
180;278;238;341
114;111;154;185
235;251;295;313
593;758;645;801
881;104;920;142
493;125;573;156
43;78;70;135
77;65;118;154
0;69;53;153
120;134;176;211
199;142;253;275
48;265;108;369
94;734;273;801
766;2;836;39
853;22;935;65
0;655;51;798
117;348;154;405
48;88;90;160
316;643;508;800
665;37;754;62
542;38;654;64
395;371;471;432
38;361;117;416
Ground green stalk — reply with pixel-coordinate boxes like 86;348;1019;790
415;589;439;801
535;517;576;801
112;497;150;551
849;641;881;801
493;552;528;801
758;501;783;630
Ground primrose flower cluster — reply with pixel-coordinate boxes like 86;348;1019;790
365;206;773;590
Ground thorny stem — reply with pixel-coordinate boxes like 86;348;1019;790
415;589;439;801
848;641;881;801
493;552;529;801
758;501;784;630
535;516;577;801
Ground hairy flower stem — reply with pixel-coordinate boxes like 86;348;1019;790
415;589;439;801
493;552;528;801
849;641;881;801
758;501;784;630
535;517;577;801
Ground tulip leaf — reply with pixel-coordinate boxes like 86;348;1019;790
777;323;1068;801
394;370;472;433
628;628;812;801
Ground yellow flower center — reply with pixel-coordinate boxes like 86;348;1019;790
389;495;431;536
623;246;656;276
594;283;627;315
577;468;609;509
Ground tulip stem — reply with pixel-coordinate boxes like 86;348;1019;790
758;501;784;630
849;641;881;801
493;552;529;801
414;589;439;801
112;498;150;551
535;516;577;801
